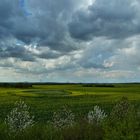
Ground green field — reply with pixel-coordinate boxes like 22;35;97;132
0;83;140;139
0;83;140;122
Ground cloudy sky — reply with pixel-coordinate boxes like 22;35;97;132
0;0;140;82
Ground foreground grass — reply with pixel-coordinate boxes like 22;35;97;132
0;123;109;140
0;121;139;140
0;98;139;140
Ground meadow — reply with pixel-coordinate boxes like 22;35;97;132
0;83;140;140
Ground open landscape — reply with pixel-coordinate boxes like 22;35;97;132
1;0;140;139
0;83;140;139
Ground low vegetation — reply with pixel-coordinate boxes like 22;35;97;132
0;83;139;139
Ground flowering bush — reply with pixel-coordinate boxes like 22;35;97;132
110;97;134;121
5;100;34;133
104;97;139;139
88;105;107;124
51;106;75;129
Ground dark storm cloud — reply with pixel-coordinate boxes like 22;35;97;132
0;36;35;61
0;0;82;59
0;0;84;63
69;0;140;40
0;1;14;38
37;52;60;59
0;45;35;61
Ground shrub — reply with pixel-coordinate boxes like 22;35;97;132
88;105;107;125
110;97;134;122
104;97;139;140
50;106;75;129
62;119;104;140
5;100;34;134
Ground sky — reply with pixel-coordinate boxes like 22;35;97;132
0;0;140;83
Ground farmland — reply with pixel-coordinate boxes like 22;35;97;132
0;83;140;122
0;83;140;140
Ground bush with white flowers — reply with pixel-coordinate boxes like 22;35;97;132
88;105;107;124
51;106;75;129
5;100;34;133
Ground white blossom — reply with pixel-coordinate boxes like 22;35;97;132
88;105;107;124
5;100;34;133
51;106;75;129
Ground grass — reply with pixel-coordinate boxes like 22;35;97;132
0;83;140;139
0;83;140;122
